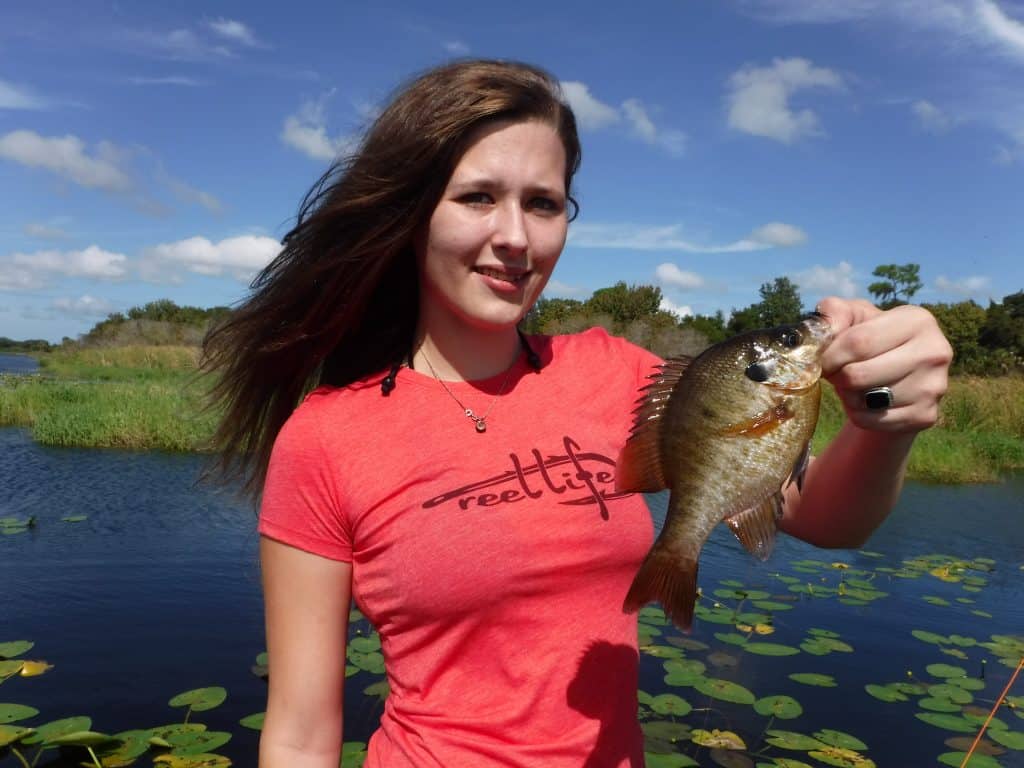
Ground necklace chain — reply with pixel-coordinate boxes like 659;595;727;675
420;347;519;433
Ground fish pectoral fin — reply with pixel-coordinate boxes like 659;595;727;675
617;356;692;492
719;402;793;438
786;440;812;493
725;494;782;561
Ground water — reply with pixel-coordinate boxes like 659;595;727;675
0;353;40;375
1;428;1022;767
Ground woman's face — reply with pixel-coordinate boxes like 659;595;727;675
416;119;568;338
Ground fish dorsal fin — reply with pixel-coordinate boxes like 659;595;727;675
786;440;812;493
616;357;692;493
725;492;783;561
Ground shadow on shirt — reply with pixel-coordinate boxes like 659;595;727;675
566;641;644;768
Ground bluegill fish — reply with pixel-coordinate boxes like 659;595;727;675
616;313;834;631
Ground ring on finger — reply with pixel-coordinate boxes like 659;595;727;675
864;386;894;410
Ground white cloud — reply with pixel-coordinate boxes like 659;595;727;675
444;40;470;55
12;245;128;279
934;274;993;297
0;264;41;291
560;81;620;131
157;171;223;214
128;76;204;87
655;263;705;289
141;235;281;282
129;27;232;61
24;222;69;240
0;130;133;192
912;99;952;133
207;18;260;47
281;94;357;161
52;295;115;318
0;78;45;110
727;57;844;143
621;99;687;157
568;221;807;253
749;222;808;246
659;297;693;318
975;0;1024;60
795;260;858;298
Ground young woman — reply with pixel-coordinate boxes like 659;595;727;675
202;60;952;768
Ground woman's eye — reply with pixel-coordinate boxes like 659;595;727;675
528;196;561;213
460;192;492;206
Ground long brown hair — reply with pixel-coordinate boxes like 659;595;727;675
201;59;582;500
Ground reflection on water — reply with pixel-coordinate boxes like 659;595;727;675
1;427;1022;766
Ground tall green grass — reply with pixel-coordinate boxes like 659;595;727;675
3;346;1023;481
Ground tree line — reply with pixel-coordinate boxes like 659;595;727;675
523;263;1023;374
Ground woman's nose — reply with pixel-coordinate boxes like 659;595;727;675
491;202;528;254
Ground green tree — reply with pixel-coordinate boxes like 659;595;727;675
726;304;762;336
922;301;987;372
521;296;583;334
868;263;922;308
756;276;803;327
980;291;1024;357
583;282;662;326
679;311;727;345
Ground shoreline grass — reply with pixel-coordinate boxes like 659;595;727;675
2;346;1022;482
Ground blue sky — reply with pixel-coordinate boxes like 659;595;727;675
1;0;1022;343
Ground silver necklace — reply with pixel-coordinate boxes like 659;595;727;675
420;347;519;433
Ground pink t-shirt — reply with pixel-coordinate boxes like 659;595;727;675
259;328;661;767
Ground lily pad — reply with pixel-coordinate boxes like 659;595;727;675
0;641;34;659
807;746;876;767
642;720;692;742
0;660;23;681
788;673;837;687
650;693;692;717
916;713;978;733
710;747;754;767
152;754;231;767
644;754;700;768
0;703;39;723
45;730;118;747
864;684;908;703
169;687;227;712
0;724;34;748
347;651;385;674
349;635;381;653
936;753;1002;768
813;730;868;751
19;660;53;677
754;695;803;719
21;716;91;745
691;729;746;749
693;677;755;705
764;730;827;750
745;642;800;657
62;515;88;522
927;664;967;678
918;697;962;713
166;729;232;755
988;729;1024;749
928;684;974;704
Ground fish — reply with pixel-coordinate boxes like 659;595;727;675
616;312;834;631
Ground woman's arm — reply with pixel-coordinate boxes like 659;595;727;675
259;537;353;768
779;297;953;547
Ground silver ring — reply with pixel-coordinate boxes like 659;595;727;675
864;386;894;410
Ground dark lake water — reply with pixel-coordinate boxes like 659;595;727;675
0;353;40;375
1;427;1022;767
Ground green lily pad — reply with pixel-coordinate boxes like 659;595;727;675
707;651;739;668
694;677;755;705
153;754;231;767
0;703;39;723
918;697;963;713
745;642;800;656
62;515;88;522
864;684;908;703
0;641;34;659
949;677;987;691
363;680;390;702
911;630;947;645
348;651;385;674
988;729;1024;749
764;730;828;750
642;719;692;742
168;687;227;712
752;601;794;611
691;728;746;749
644;645;685;659
916;713;978;733
0;660;23;681
342;741;368;768
166;730;231;755
923;596;951;606
929;684;974;704
21;716;91;745
0;724;35;747
666;637;709;652
927;664;967;679
349;635;381;653
788;673;837;687
813;730;868;751
146;724;208;743
715;632;749;647
45;730;118;747
754;695;803;719
807;746;876;767
650;693;691;716
936;753;1002;767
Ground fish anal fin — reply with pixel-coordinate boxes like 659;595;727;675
616;357;692;493
787;440;812;493
720;402;793;438
623;547;698;633
726;494;782;561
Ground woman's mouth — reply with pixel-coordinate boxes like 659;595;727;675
474;266;528;287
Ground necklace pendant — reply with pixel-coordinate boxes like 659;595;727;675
474;419;487;433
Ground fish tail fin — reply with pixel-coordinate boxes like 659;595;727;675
623;547;698;632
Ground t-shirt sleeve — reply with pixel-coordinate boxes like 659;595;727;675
258;396;353;562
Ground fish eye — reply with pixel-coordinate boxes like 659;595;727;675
780;329;802;348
